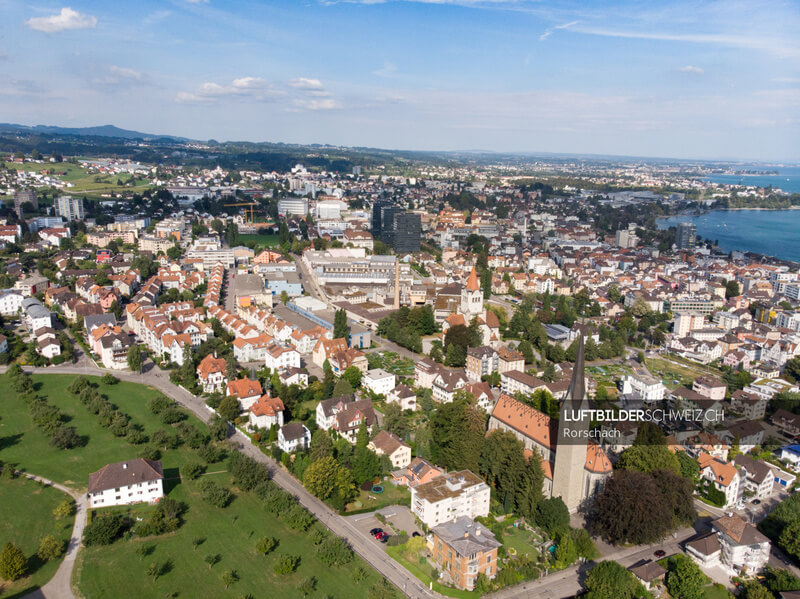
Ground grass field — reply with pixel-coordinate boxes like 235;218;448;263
0;476;74;599
3;162;153;198
0;374;197;489
1;373;391;598
76;471;385;599
239;234;280;247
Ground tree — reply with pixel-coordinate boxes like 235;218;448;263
228;452;269;491
84;514;128;545
217;396;241;422
147;561;162;582
784;356;800;383
677;451;700;482
255;536;278;555
333;378;353;397
429;399;485;472
310;429;333;462
204;553;221;569
334;309;350;340
630;297;651;317
617;444;680;474
779;520;800;561
280;290;289;305
316;536;353;567
303;456;342;500
352;446;381;485
536;497;570;537
221;570;239;589
517;339;535;364
51;425;81;449
53;499;74;519
479;430;527;512
515;451;544;520
584;560;645;599
342;365;363;389
37;535;65;561
665;554;706;599
0;542;27;581
725;279;741;299
273;554;300;575
298;576;317;596
382;403;410;438
741;582;775;599
135;544;154;561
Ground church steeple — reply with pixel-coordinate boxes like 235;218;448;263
466;266;480;292
552;334;590;513
461;266;483;317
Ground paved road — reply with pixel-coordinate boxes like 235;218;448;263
20;474;88;599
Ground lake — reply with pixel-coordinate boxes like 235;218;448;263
658;210;800;262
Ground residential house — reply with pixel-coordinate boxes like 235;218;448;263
466;346;498;382
368;430;412;469
363;368;396;396
730;390;767;420
733;454;775;500
196;354;227;394
278;422;310;453
386;384;417;411
392;457;445;488
711;513;771;574
500;370;547;396
87;459;164;508
693;376;727;401
248;394;285;431
698;452;741;509
628;561;667;593
226;378;263;411
432;369;469;403
430;517;501;591
264;344;301;371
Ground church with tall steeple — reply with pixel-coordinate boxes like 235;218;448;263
487;334;612;512
442;266;501;348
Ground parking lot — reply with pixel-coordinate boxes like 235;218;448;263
346;512;396;547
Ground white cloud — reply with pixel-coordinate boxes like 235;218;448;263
289;78;324;90
293;98;342;111
539;20;578;42
177;77;281;103
679;65;704;75
372;62;399;78
109;66;142;81
26;7;97;33
186;0;210;3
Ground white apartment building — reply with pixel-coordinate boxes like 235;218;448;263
411;470;491;528
0;289;25;316
674;312;706;337
55;195;85;221
620;373;666;402
363;368;396;396
87;459;164;508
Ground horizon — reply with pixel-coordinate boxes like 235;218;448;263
2;1;799;162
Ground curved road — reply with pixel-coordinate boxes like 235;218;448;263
20;474;87;599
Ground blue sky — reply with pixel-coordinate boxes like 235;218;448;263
1;0;798;161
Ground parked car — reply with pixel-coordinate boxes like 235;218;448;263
654;550;666;558
412;532;421;538
370;528;383;536
752;499;761;505
379;534;389;543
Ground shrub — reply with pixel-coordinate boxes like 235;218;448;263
147;396;173;414
136;497;184;536
84;514;128;546
50;425;81;449
316;536;353;567
101;373;119;385
255;536;278;555
198;480;234;508
160;407;186;424
0;542;27;581
37;535;65;561
273;554;300;575
138;445;161;461
284;504;315;531
183;462;206;480
53;499;75;519
228;452;269;492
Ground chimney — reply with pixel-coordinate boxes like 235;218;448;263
123;463;128;469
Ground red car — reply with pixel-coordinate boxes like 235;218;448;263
375;532;388;542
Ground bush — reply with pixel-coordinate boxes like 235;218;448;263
125;428;148;445
160;407;186;424
255;536;278;555
197;443;226;464
84;514;128;546
273;554;300;575
147;396;173;415
316;536;353;567
101;373;119;385
136;497;184;536
37;535;65;561
198;480;234;508
138;445;161;461
50;425;81;449
183;462;206;480
53;499;75;519
228;452;269;492
284;504;315;531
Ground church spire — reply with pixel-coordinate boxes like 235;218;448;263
565;333;586;403
466;266;480;292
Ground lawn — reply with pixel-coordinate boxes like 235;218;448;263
0;373;197;489
1;372;391;598
645;357;716;390
345;479;410;513
75;470;385;599
502;526;541;560
386;544;479;599
0;475;74;599
367;352;416;378
239;233;280;247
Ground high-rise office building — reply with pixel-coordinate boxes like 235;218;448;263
371;199;392;238
392;212;421;254
13;189;37;217
54;196;85;221
676;222;696;250
379;205;402;246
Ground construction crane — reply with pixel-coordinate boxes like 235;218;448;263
224;201;260;224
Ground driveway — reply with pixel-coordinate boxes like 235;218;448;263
346;512;395;545
378;506;422;537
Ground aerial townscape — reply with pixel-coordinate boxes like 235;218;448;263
1;2;799;599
